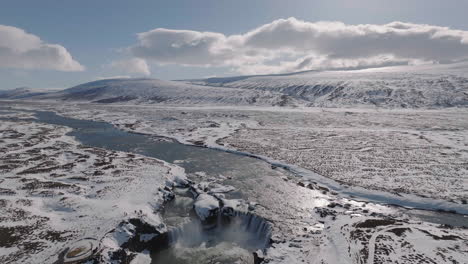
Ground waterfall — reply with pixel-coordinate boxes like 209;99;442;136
166;210;271;251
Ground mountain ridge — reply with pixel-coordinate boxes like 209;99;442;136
2;63;468;108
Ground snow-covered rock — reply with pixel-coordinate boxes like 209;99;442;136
193;194;220;221
222;198;248;216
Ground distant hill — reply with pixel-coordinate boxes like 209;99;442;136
0;87;50;99
34;78;295;106
3;63;468;108
185;62;468;108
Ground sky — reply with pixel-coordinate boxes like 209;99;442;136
1;0;468;89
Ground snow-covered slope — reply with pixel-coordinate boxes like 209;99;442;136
186;62;468;108
36;78;294;106
3;63;468;108
0;87;50;99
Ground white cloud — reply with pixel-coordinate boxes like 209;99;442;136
127;18;468;74
131;29;232;66
109;58;150;76
0;25;84;71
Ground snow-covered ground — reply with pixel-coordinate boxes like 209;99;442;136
0;111;187;263
17;102;467;204
220;108;468;204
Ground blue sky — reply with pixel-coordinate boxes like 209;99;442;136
1;0;468;89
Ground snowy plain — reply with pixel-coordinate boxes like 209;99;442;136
23;102;467;204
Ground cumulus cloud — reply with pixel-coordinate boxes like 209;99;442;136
131;29;233;66
109;58;150;76
0;25;84;71
127;18;468;74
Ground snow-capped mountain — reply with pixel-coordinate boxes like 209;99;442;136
35;78;294;106
185;62;468;108
2;63;468;108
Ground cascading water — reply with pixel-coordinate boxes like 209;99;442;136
167;211;271;250
151;188;272;264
